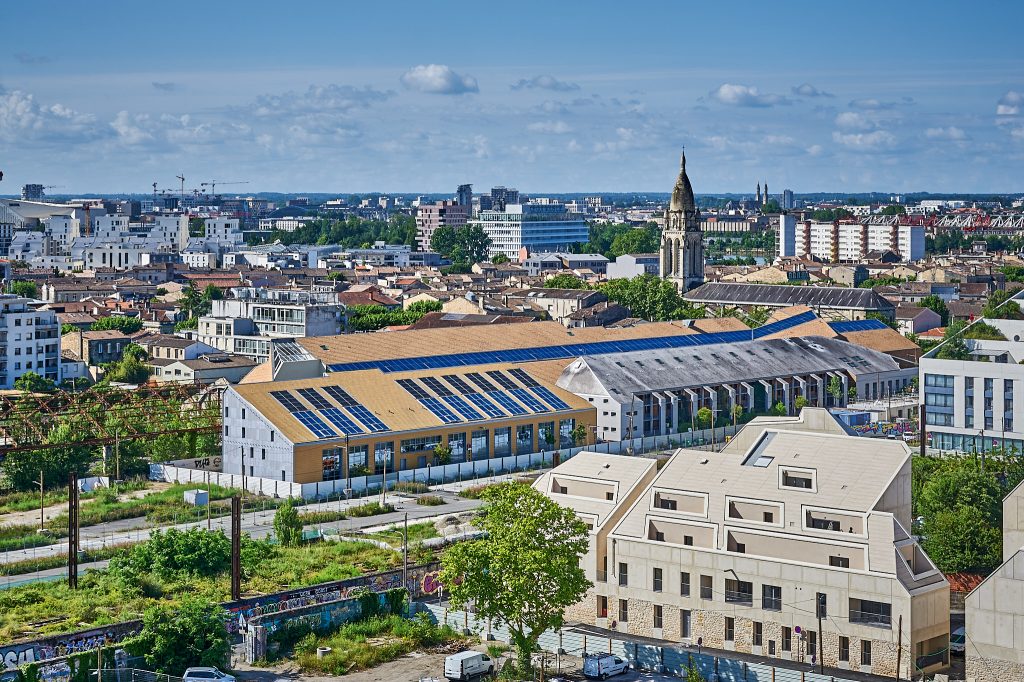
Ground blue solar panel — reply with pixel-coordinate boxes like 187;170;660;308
509;388;549;413
442;395;484;420
829;319;888;333
297;388;333;410
320;408;365;435
347;404;389;432
323;385;358;407
420;397;460;424
464;392;505;418
325;308;823;374
488;391;527;415
529;386;571;410
294;410;336;439
270;390;305;412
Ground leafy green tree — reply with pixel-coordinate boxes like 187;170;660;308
491;253;510;264
9;280;38;299
431;225;491;264
696;407;713;429
731;404;744;423
440;483;590;673
111;527;232;579
432;443;453;466
14;370;55;393
407;299;442;314
827;376;844;403
761;199;781;214
61;323;80;335
104;350;150;384
608;225;660;258
794;396;808;411
174;317;198;332
1;418;94;491
921;506;1002;573
600;274;704;321
919;295;950;325
543;274;589;289
91;316;143;334
570;423;589;446
743;306;771;328
918;462;1003;525
964;322;1006;340
881;204;906;215
982;289;1024;320
138;597;230;675
935;322;970;360
273;499;304;546
772;401;787;416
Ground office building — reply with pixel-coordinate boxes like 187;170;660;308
539;410;950;679
456;184;473;207
782;189;795;210
607;253;660;280
20;184;46;201
415;201;471;252
196;287;344;362
0;294;62;388
490;186;519;211
474;203;588;261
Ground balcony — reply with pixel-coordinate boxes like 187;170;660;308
725;590;753;605
849;610;892;627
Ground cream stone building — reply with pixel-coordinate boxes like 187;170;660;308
536;409;949;679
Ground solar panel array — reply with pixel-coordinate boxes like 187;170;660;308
828;319;889;334
530;385;571;410
442;395;484;420
509;388;549;413
325;309;821;373
267;387;390;439
420;397;460;424
508;368;540;387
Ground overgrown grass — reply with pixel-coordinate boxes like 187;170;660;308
294;614;465;675
0;545;132;577
367;522;440;546
347;501;395;518
298;509;349;525
0;480;148;515
457;483;495;499
416;495;445;506
392;481;430;494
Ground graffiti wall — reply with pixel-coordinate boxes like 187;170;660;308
0;622;141;671
1;562;439;670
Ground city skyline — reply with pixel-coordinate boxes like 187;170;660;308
2;0;1022;194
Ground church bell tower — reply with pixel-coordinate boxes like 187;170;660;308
659;151;704;291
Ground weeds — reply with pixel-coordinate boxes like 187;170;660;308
416;495;445;506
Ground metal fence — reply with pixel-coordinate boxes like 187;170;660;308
417;603;884;682
95;669;182;682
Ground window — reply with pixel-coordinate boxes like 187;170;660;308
653;605;663;629
680;572;690;596
829;555;851;568
839;636;850;662
684;535;693;546
807;631;817;655
347;445;368;475
924;373;953;388
753;621;763;647
816;593;827;619
401;435;442;454
374;441;395;474
768;640;776;656
700;575;713;600
658;496;677;510
681;610;691;638
471;429;489;459
734;542;746;554
618;562;628;586
763;511;774;523
597;595;608;618
782;470;813;489
725;579;753;605
261;448;266;460
762;584;782;611
782;627;792;652
861;640;872;666
653;568;663;592
725;617;735;642
241;427;246;439
618;599;628;622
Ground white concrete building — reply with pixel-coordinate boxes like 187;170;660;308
0;294;62;389
538;409;950;679
473;203;589;261
779;221;925;263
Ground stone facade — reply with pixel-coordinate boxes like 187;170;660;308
967;655;1024;682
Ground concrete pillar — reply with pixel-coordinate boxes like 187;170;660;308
669;393;679;433
780;379;791;415
741;382;754;412
705;386;718;425
812;374;825;407
760;380;774;411
841;374;849;406
657;393;667;436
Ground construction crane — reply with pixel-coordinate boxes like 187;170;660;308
200;180;249;197
176;174;186;202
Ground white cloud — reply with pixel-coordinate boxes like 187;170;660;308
997;91;1022;116
711;84;791;108
792;83;833;98
925;126;968;140
152;82;178;92
0;89;103;143
511;75;579;92
400;64;478;95
835;112;873;130
848;98;900;110
806;144;824;156
527;120;572;134
252;84;391;117
832;129;896;150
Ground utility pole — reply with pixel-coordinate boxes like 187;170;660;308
230;495;241;600
206;470;211;530
895;614;903;682
68;472;79;589
114;429;120;482
34;469;44;531
403;512;409;603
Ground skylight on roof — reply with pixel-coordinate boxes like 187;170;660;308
753;456;774;468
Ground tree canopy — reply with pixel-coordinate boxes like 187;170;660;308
982;289;1024;320
91;315;144;334
919;295;950;325
585;223;660;259
543;274;589;290
8;280;38;299
934;321;970;360
440;483;590;672
430;225;492;265
600;274;704;321
138;597;230;675
13;370;55;393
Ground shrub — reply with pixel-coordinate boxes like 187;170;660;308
348;501;395;517
138;598;229;675
274;499;303;546
393;481;430;494
109;527;231;580
417;495;445;506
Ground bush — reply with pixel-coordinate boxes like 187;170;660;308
458;483;497;499
348;501;395;517
274;498;303;546
417;495;445;506
138;598;230;675
392;481;430;494
110;527;231;580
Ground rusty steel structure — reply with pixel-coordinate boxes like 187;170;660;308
0;382;224;455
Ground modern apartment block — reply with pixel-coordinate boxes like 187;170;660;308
415;201;470;252
777;221;925;263
539;409;950;679
473;203;589;261
920;315;1024;453
965;478;1024;680
196;287;344;362
0;294;62;388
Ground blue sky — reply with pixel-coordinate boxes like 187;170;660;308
1;0;1022;194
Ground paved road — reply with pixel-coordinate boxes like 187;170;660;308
0;490;482;568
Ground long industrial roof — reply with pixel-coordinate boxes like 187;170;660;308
685;282;896;311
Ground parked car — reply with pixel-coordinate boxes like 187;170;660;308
950;626;966;655
582;653;628;679
444;651;494;681
183;668;235;682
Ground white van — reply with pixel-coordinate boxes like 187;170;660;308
582;653;628;679
444;651;495;681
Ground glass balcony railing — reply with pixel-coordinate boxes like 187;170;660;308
849;610;892;627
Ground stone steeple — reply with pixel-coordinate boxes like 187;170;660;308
660;151;704;291
756;182;762;205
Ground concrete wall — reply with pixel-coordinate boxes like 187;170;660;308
966;549;1024;681
1005;480;1024;563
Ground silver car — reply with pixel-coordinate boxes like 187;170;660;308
182;668;235;682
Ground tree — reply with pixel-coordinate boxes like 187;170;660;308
174;317;198;332
743;306;771;328
731;404;744;424
600;274;704;322
794;396;808;411
919;294;950;326
921;505;1002;573
1;418;94;491
407;299;443;314
543;274;589;290
9;280;38;299
432;443;453;466
772;401;787;416
918;462;1002;525
935;322;970;360
982;289;1024;320
570;423;589;446
91;316;143;334
608;225;660;258
274;499;304;546
104;350;151;384
138;597;230;675
881;204;907;216
827;376;845;403
14;371;55;393
491;253;510;265
761;199;781;214
696;407;713;429
61;323;79;335
440;483;590;673
431;225;491;264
